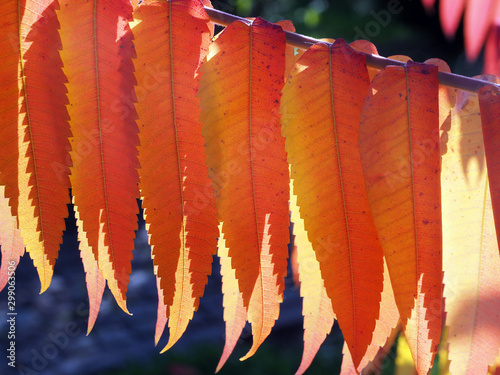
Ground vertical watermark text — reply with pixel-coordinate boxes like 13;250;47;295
6;260;17;368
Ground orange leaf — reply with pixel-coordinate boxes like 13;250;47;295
58;0;139;311
199;17;290;359
388;55;413;63
216;222;247;373
131;0;218;351
0;186;24;292
479;84;500;252
7;0;72;292
0;1;20;212
442;80;500;375
290;180;335;375
359;62;443;374
280;40;384;367
275;20;298;78
350;40;379;81
341;259;400;373
424;58;455;155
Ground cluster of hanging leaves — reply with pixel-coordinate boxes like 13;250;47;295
421;0;500;76
1;0;500;374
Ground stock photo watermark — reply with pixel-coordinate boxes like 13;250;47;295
6;260;17;369
5;296;102;375
353;0;411;41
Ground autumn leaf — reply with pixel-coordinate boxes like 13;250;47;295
216;222;247;372
0;1;20;212
423;58;455;156
281;40;384;367
0;0;72;292
58;0;140;312
290;179;335;375
479;83;500;256
199;17;290;359
340;259;400;374
439;79;500;374
359;62;443;374
350;39;379;81
75;208;105;335
0;186;24;292
131;0;218;351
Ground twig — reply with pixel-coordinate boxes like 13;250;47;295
204;6;498;93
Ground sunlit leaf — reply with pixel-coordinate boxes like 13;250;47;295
59;0;139;312
216;222;247;373
290;179;335;375
0;186;24;292
132;0;219;351
3;0;72;292
281;40;384;367
359;62;443;374
199;17;290;359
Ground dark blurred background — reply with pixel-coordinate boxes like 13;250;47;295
213;0;483;76
0;1;484;375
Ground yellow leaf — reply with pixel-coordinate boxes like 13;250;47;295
290;179;335;375
443;77;500;375
0;185;24;292
216;222;247;373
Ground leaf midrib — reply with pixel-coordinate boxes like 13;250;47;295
167;0;188;343
405;65;421;366
328;45;356;355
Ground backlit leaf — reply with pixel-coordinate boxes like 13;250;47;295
58;0;140;312
281;40;384;367
439;80;500;374
0;186;24;292
340;259;400;373
0;1;19;212
216;222;247;373
350;40;379;81
359;62;443;374
479;84;500;254
199;17;290;359
132;0;218;351
75;208;105;335
9;0;72;292
290;180;335;375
